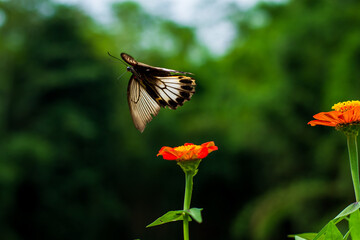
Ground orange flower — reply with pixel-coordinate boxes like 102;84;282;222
308;101;360;127
157;141;218;161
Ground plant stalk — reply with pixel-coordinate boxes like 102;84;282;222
183;170;193;240
346;134;360;202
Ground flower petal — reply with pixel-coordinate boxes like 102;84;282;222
341;109;354;124
157;146;168;156
162;152;179;160
308;120;337;127
208;145;218;153
352;107;360;121
158;147;179;160
201;141;213;147
308;111;342;126
196;142;218;159
313;111;341;121
343;106;360;123
158;142;218;161
197;147;209;159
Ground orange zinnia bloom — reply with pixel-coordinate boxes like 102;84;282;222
308;101;360;127
157;142;218;161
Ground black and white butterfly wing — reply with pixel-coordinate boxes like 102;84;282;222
152;76;195;109
127;75;196;132
127;76;161;133
122;52;196;132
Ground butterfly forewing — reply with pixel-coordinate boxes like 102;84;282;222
121;53;138;66
120;52;196;132
153;76;195;109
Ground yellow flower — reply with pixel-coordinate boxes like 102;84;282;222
308;101;360;127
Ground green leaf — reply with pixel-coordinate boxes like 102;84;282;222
309;203;360;240
324;221;343;240
313;222;332;240
187;208;203;223
294;236;308;240
350;210;360;240
343;229;351;240
146;210;188;228
334;202;360;220
288;233;318;240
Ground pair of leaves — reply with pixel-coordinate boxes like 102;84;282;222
147;208;203;228
292;222;347;240
290;202;360;240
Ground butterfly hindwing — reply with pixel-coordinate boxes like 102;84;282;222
121;52;196;132
127;76;161;133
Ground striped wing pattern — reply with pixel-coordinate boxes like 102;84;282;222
127;75;195;132
121;52;196;132
127;77;161;133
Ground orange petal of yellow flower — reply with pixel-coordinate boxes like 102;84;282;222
309;104;360;127
308;120;337;127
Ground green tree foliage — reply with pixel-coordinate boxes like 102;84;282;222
1;0;360;239
0;1;127;239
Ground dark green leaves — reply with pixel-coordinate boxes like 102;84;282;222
288;233;318;240
187;208;203;223
291;204;360;240
147;208;203;228
146;210;186;228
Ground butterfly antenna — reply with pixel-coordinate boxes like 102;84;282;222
107;52;128;67
117;70;128;81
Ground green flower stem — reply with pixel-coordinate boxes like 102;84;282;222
346;134;360;202
178;159;201;240
183;170;193;240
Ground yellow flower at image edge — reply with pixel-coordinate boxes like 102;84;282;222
157;142;218;161
308;100;360;128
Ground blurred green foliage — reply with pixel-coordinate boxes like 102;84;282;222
1;0;360;239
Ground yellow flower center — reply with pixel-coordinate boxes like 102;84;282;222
174;144;201;152
332;100;360;112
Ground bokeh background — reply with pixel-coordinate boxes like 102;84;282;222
1;0;360;239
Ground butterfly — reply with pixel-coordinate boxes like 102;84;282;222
115;52;196;133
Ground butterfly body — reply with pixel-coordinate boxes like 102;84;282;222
120;53;196;132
